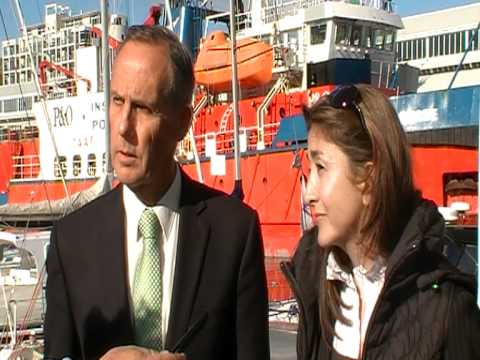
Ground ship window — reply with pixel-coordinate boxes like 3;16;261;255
335;22;350;45
384;31;394;51
456;32;462;53
311;24;327;45
444;34;449;56
73;155;82;177
439;35;445;56
350;25;362;47
4;99;17;112
54;156;67;178
103;153;107;173
374;29;385;50
475;29;480;51
87;154;96;176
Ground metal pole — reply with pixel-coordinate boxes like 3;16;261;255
101;0;113;187
13;0;73;210
229;0;244;199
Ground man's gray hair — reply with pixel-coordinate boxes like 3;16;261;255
120;25;195;108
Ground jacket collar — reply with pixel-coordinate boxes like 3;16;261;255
165;170;211;349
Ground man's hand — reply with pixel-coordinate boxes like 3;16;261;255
100;346;185;360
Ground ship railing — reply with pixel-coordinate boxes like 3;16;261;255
257;76;289;149
262;0;393;23
0;126;39;142
203;11;252;37
218;122;279;154
371;59;394;88
11;155;41;180
178;122;281;160
235;12;253;31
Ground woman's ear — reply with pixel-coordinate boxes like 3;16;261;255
358;162;374;206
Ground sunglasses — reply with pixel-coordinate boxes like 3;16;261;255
328;85;368;136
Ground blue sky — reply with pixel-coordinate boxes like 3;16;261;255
0;0;478;41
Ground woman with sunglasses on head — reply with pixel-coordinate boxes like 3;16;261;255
282;84;480;360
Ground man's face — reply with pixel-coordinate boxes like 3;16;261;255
109;41;188;191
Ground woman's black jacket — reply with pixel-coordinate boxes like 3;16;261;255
281;200;480;360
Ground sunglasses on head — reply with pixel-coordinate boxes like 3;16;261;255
328;85;368;135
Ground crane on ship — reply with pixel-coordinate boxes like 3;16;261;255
38;59;91;96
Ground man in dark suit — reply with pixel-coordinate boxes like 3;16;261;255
44;25;270;360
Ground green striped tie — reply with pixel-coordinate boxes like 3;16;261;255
133;208;163;350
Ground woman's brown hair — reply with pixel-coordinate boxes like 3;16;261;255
303;84;419;343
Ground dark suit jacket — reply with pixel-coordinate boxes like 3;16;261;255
44;173;270;360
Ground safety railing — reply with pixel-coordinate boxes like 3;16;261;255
11;155;41;179
0;126;39;142
184;122;281;159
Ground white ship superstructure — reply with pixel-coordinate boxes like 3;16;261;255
396;3;480;92
0;3;126;132
215;0;403;88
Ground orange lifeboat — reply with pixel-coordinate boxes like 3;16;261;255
194;31;273;93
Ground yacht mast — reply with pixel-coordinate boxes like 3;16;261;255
229;0;244;199
13;0;73;211
101;0;113;187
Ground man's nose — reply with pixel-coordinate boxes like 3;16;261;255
117;102;134;137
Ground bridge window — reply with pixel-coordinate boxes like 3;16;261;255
350;25;362;47
87;154;96;176
364;27;374;48
374;29;385;50
73;155;81;177
335;22;350;46
54;156;67;178
384;31;394;51
311;24;327;45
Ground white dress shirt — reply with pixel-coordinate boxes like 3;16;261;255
122;166;181;344
326;252;387;359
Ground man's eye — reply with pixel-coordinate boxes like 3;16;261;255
134;104;153;114
112;96;123;105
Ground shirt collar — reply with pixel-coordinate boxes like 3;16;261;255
123;165;181;239
326;251;386;289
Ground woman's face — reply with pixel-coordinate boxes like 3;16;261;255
305;124;368;250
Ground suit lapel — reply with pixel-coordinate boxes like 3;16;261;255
96;185;134;343
165;173;210;349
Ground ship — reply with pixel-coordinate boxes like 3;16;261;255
0;0;478;309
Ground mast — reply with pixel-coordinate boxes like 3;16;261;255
229;0;244;199
101;0;113;188
13;0;73;211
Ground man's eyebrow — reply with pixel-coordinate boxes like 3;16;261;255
130;98;156;110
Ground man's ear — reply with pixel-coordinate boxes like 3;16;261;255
357;161;374;206
175;105;193;141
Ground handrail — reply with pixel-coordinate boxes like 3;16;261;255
256;76;288;149
0;127;39;142
11;154;40;179
187;122;281;158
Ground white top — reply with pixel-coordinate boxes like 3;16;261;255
326;252;387;359
122;166;181;344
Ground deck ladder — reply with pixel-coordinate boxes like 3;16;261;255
219;104;233;133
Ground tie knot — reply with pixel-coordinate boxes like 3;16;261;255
138;208;161;240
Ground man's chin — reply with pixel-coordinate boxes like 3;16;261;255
116;171;143;188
